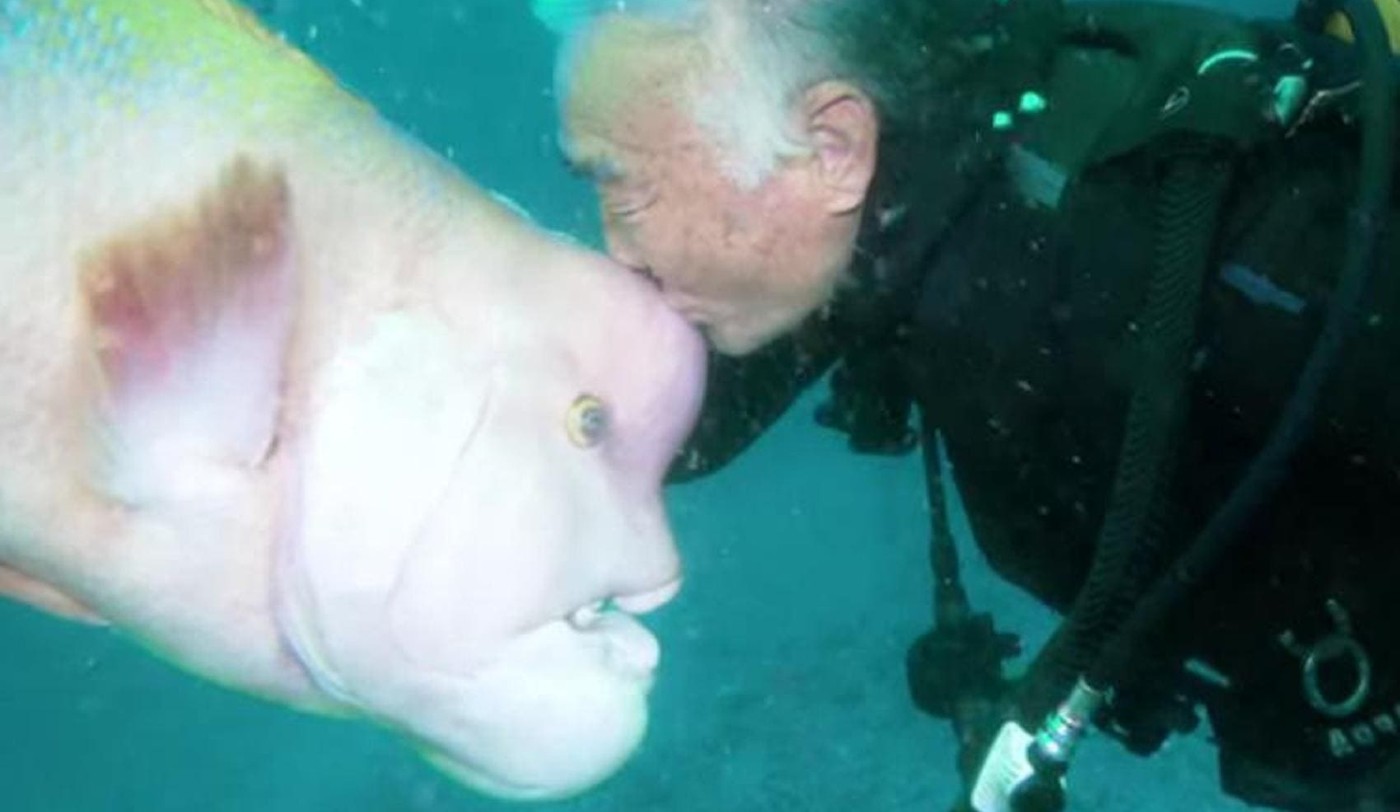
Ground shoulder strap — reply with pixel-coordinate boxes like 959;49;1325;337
1012;4;1310;205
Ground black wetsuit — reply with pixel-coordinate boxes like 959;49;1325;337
666;9;1400;810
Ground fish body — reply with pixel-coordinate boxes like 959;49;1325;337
0;0;705;800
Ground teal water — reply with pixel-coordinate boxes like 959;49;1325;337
1;1;1289;809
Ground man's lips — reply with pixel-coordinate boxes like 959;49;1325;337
624;268;704;321
661;291;707;324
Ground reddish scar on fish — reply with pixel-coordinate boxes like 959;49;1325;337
71;157;297;503
78;157;291;397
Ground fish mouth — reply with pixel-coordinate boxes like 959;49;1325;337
613;578;681;614
567;577;681;626
563;578;683;676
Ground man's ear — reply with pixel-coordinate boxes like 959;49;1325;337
801;81;879;215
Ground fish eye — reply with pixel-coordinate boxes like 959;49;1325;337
566;394;609;448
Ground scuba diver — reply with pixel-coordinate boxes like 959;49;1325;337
547;0;1400;807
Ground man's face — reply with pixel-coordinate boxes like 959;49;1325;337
564;88;866;356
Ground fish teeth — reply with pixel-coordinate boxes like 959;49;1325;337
566;598;613;629
567;580;681;629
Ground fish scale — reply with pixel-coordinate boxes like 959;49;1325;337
2;0;342;127
0;0;451;298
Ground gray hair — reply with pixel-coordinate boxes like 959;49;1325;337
554;0;945;187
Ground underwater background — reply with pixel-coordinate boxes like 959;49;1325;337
0;0;1298;809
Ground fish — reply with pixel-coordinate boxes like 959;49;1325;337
0;0;706;801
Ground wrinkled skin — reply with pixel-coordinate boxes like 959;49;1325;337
0;0;705;800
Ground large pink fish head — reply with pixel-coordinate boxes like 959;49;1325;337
276;233;707;800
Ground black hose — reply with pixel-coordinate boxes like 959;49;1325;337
1017;146;1235;724
1088;0;1396;692
910;419;1022;794
921;429;971;630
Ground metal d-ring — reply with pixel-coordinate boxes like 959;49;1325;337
1279;599;1373;720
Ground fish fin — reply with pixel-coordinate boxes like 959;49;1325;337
78;157;296;506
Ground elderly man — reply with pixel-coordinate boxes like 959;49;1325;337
552;0;1400;809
